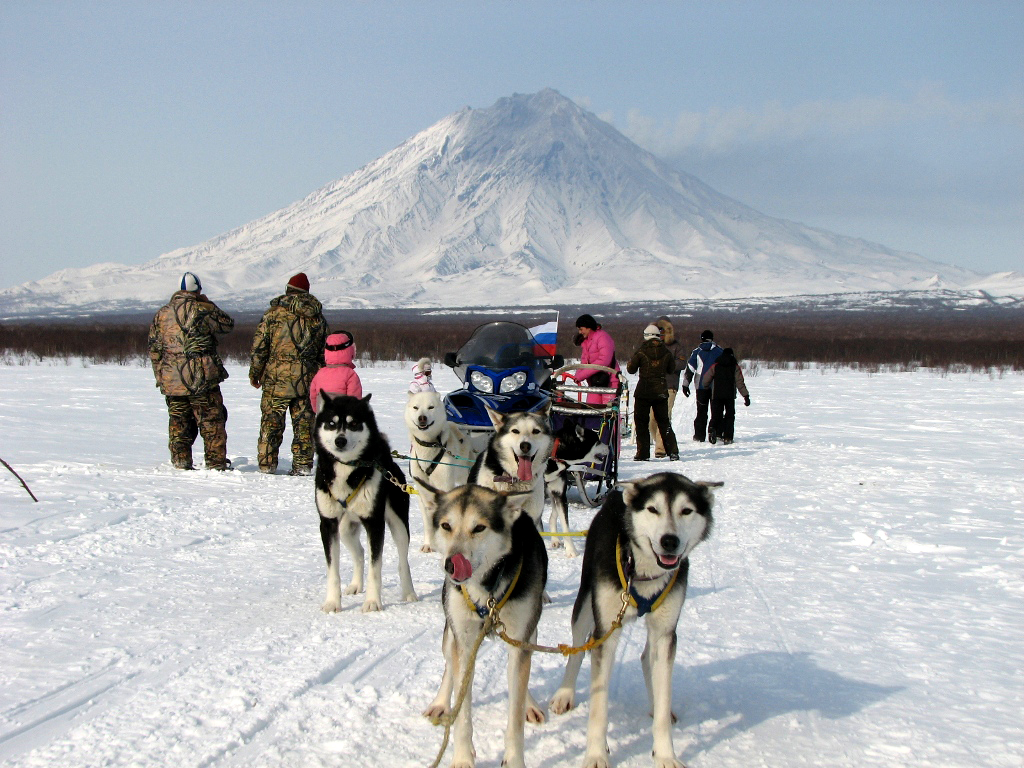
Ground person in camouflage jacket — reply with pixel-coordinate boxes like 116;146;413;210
625;324;680;462
248;272;329;475
148;272;235;470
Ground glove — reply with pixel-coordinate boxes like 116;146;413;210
744;396;751;407
682;386;690;398
250;377;261;389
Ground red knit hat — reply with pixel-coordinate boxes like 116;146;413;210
287;272;310;292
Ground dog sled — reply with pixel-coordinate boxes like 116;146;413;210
547;363;625;508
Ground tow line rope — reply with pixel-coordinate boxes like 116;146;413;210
428;573;634;768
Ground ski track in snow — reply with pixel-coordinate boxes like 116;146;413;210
1;361;1022;767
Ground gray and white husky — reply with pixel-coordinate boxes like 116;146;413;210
468;403;554;531
313;393;418;613
422;484;548;768
404;390;475;553
549;472;718;768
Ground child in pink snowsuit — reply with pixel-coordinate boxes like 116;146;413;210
408;357;436;393
309;331;362;412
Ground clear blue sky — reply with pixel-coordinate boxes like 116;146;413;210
1;0;1021;289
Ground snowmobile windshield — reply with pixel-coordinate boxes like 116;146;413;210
451;322;555;387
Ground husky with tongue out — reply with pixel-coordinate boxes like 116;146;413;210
549;472;719;768
467;403;554;533
422;483;548;768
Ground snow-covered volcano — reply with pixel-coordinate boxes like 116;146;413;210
1;89;986;316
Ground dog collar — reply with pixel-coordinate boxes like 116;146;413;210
615;539;679;618
460;559;523;619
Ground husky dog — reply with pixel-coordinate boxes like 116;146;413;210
549;472;717;768
423;484;548;768
405;390;475;553
468;403;554;531
544;422;608;558
314;393;418;613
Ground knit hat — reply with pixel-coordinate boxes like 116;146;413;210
413;357;432;375
180;272;201;293
644;324;662;339
700;329;714;341
575;314;599;330
287;272;310;292
325;331;353;351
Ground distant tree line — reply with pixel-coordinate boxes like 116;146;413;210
1;308;1022;371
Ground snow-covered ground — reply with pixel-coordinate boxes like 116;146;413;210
1;360;1022;768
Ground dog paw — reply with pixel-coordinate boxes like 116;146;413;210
564;547;579;559
653;757;686;768
343;583;362;596
550;539;563;549
451;754;475;768
525;703;546;724
582;755;611;768
542;590;552;604
501;755;526;768
403;591;419;603
549;690;575;715
420;544;434;553
422;702;450;720
361;599;383;613
320;597;341;613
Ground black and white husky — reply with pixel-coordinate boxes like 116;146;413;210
549;472;718;768
544;422;608;558
313;393;418;613
422;484;548;768
468;403;554;531
404;389;474;553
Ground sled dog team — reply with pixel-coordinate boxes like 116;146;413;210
314;388;718;768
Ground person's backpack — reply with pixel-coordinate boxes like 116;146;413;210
712;357;737;400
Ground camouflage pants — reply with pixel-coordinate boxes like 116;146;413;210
258;392;315;472
165;387;228;469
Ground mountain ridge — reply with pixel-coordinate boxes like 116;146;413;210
4;88;1013;317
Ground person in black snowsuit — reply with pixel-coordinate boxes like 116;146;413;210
626;324;680;461
704;347;750;445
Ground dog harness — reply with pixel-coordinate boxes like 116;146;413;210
340;475;368;509
460;560;523;619
615;539;679;618
413;436;447;478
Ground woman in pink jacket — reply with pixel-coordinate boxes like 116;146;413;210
309;331;363;412
573;314;620;405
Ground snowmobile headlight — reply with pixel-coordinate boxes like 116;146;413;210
470;370;494;393
499;371;528;393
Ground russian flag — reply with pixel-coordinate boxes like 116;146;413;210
529;320;558;356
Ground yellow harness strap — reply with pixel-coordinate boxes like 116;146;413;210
342;475;368;508
615;538;679;617
460;560;523;619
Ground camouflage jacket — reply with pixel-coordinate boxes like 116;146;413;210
149;291;234;396
248;291;329;398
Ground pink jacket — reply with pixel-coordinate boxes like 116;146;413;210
309;336;363;411
577;328;620;405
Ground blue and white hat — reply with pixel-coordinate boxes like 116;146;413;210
180;272;202;292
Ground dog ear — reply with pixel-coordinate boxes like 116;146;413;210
574;424;586;440
617;479;640;506
317;392;334;413
499;489;532;525
484;404;506;429
361;393;372;404
695;480;724;488
449;424;467;445
536;400;552;420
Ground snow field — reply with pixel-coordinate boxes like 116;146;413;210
1;361;1022;767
